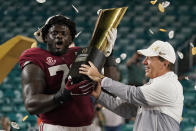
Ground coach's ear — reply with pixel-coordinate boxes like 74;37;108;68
163;60;169;68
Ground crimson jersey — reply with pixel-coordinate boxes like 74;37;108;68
19;47;94;127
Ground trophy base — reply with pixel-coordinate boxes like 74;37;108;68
68;46;106;84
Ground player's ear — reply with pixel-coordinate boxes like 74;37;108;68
68;36;73;45
44;35;48;43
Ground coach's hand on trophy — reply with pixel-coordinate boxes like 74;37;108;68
104;28;117;57
79;61;105;83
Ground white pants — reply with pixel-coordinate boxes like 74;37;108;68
39;122;96;131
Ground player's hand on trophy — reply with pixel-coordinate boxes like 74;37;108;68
65;78;95;96
104;28;117;57
79;61;105;82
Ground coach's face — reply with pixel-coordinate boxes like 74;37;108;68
45;24;72;56
142;56;165;79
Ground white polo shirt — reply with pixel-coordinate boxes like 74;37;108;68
97;71;184;131
139;71;184;123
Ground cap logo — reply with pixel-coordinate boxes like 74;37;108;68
152;46;166;55
153;46;160;52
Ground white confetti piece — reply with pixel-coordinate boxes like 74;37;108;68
168;30;174;39
149;29;154;34
161;1;170;8
72;4;79;13
75;31;82;38
190;42;194;48
36;0;46;3
194;85;196;90
177;51;184;59
184;76;189;80
120;53;127;60
11;122;20;129
115;58;121;64
97;9;102;15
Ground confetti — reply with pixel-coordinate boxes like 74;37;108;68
97;9;102;15
72;4;79;13
36;0;46;3
159;28;167;32
190;42;194;48
192;47;196;55
11;122;20;129
120;53;127;60
158;3;165;13
149;29;154;34
161;1;170;8
22;115;28;122
150;0;157;5
115;58;121;64
184;76;189;80
194;85;196;90
168;30;174;39
177;51;184;59
75;31;82;38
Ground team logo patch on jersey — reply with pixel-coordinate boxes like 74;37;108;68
46;57;56;66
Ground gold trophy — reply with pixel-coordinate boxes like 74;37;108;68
69;7;128;83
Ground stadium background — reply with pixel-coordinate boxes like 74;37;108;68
0;0;195;130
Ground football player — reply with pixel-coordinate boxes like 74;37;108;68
19;14;117;131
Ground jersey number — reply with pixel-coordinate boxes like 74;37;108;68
48;64;69;88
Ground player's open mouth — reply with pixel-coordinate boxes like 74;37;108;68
56;41;63;45
56;41;63;49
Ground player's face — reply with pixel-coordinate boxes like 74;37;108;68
142;56;164;79
46;25;72;56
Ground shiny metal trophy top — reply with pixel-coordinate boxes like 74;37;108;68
68;7;128;84
89;7;128;53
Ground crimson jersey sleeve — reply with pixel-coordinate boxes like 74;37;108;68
19;48;46;70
